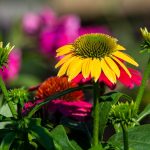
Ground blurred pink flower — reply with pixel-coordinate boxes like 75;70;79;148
22;13;41;35
39;9;57;28
0;50;21;81
39;15;80;55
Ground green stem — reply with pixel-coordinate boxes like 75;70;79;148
121;123;129;150
135;57;150;112
92;82;100;146
0;76;17;119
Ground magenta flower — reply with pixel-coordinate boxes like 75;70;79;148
39;8;57;28
45;99;92;121
39;14;80;55
0;49;21;82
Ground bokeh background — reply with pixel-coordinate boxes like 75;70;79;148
0;0;150;110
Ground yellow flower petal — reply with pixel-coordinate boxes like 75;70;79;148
57;57;75;77
90;58;101;82
56;45;73;57
116;44;126;50
112;56;131;77
105;56;120;77
67;57;83;81
112;51;139;66
82;58;91;78
101;58;116;83
55;54;72;68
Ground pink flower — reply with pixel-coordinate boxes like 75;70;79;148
39;15;80;55
45;99;92;121
39;8;57;28
0;49;21;82
22;13;41;35
56;15;80;47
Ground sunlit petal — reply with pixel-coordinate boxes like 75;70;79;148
116;44;126;50
55;54;72;68
105;56;120;77
101;58;116;83
112;51;139;66
90;58;101;82
82;58;91;78
57;57;75;77
112;56;131;77
56;45;73;57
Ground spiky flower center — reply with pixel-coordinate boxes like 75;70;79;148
73;34;118;59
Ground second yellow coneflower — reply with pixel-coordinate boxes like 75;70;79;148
55;33;139;83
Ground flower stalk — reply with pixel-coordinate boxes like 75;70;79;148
0;76;17;119
121;123;129;150
92;82;100;146
135;56;150;112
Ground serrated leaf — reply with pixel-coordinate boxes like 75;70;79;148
50;125;76;150
0;132;16;150
137;104;150;122
108;124;150;150
99;92;132;140
29;125;55;150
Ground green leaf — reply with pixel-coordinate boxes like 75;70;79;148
0;129;11;138
70;141;83;150
137;104;150;122
50;125;76;150
0;114;13;122
0;132;16;150
29;125;55;150
88;144;104;150
108;124;150;150
99;92;132;140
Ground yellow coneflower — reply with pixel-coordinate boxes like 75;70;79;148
55;33;138;83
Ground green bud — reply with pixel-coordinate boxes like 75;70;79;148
0;42;14;69
8;88;29;106
140;27;150;53
109;101;138;127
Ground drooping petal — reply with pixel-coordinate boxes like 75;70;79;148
99;72;116;89
90;58;101;82
112;56;131;77
105;56;120;77
112;51;139;66
101;58;116;83
116;44;126;50
57;57;75;77
56;45;73;56
55;54;72;68
82;58;91;78
67;57;83;81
